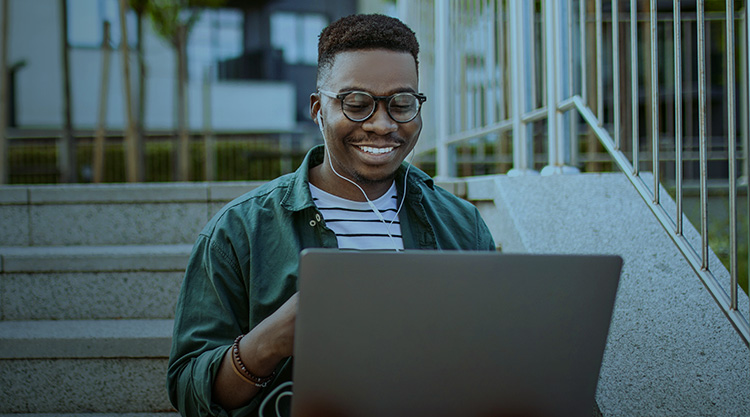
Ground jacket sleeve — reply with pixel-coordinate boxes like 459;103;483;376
167;231;257;416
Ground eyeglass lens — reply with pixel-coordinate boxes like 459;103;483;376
342;92;420;123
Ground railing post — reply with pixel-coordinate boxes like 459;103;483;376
507;0;536;176
697;0;709;270
435;0;454;179
613;0;621;150
541;0;579;175
631;0;639;175
674;0;683;235
649;0;659;203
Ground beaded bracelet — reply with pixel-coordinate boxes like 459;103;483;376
231;334;275;388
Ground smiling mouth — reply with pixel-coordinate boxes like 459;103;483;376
357;145;396;155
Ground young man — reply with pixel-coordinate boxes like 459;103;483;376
167;14;495;416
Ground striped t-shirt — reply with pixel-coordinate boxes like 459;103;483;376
309;182;404;251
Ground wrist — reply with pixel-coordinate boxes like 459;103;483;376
238;326;287;375
232;334;276;387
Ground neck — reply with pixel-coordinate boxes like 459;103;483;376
309;161;394;202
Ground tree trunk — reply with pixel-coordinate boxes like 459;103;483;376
136;8;146;181
59;0;76;183
119;0;138;183
176;24;190;181
93;21;111;183
202;66;216;181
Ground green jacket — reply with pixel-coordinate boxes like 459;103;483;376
167;145;496;416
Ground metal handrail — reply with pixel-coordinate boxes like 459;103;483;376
402;0;750;346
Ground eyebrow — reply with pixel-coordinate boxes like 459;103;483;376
337;86;418;95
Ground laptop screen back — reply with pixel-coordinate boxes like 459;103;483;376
291;250;622;417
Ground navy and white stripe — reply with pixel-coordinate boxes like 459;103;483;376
310;182;403;251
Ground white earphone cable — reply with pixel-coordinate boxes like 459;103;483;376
317;112;411;252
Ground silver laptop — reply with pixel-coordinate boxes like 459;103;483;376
291;249;622;417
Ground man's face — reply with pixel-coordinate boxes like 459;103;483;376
313;49;422;190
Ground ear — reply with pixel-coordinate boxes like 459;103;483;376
310;93;322;127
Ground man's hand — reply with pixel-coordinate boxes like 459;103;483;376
213;292;299;410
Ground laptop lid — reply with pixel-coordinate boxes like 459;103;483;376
291;249;622;417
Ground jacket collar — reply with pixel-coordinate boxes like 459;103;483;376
281;145;435;212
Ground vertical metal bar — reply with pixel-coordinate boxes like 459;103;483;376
521;1;537;172
674;0;683;235
457;0;463;133
631;0;640;175
436;0;451;178
613;0;621;149
596;0;603;124
568;0;574;101
0;0;9;184
742;3;749;183
650;0;659;203
547;0;558;168
698;0;709;270
541;1;547;105
726;0;739;309
556;0;570;168
488;0;497;128
569;0;579;167
498;0;506;122
528;1;538;109
510;0;526;171
580;0;587;104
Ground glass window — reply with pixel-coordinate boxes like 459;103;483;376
187;8;243;80
67;0;137;47
271;11;327;65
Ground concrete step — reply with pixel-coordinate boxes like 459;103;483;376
0;182;261;246
0;319;175;413
0;245;192;320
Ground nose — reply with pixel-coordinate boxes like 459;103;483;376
361;102;398;135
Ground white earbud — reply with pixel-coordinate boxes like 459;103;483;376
316;111;324;133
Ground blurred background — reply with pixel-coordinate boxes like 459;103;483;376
0;0;396;184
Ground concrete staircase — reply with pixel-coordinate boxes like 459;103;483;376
4;175;748;416
0;182;262;415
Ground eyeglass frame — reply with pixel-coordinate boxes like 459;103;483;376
318;89;428;123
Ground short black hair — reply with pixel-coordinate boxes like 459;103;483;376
316;14;420;87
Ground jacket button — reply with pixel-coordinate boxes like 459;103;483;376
309;220;317;227
315;213;322;222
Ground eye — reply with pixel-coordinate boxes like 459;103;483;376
344;93;371;106
389;94;417;113
342;93;374;115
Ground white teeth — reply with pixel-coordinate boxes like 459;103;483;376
359;146;394;154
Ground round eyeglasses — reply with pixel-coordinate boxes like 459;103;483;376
318;89;427;123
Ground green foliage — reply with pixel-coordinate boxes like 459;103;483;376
706;209;750;295
133;0;225;46
8;138;307;184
